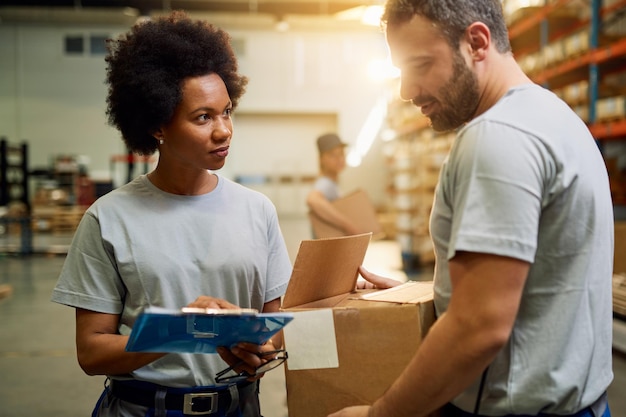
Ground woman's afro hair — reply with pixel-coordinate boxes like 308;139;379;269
105;11;248;155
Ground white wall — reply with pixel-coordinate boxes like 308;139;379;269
0;18;392;211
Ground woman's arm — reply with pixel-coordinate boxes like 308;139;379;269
75;308;165;376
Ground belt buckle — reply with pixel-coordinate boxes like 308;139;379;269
183;392;218;415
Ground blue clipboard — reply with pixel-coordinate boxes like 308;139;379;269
125;307;294;354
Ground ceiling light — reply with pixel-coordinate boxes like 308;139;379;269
361;5;383;26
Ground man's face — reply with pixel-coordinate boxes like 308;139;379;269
386;15;480;132
320;146;346;174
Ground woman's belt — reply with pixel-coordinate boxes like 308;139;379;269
110;379;253;416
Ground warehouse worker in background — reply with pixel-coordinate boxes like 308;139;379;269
306;132;361;236
332;0;614;416
51;11;292;417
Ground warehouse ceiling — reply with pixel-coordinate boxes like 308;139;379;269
0;0;385;29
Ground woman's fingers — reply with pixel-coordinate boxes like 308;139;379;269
186;296;240;310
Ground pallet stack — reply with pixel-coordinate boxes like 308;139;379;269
50;206;85;234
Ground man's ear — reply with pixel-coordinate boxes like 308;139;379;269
466;22;490;60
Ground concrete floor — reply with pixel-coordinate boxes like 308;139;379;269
1;215;625;417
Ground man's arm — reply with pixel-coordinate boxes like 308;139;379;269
306;189;361;235
329;252;529;417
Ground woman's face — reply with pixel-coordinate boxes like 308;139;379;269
158;73;234;171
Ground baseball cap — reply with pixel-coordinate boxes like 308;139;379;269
317;133;347;153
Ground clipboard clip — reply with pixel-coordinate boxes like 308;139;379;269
182;308;259;339
186;315;218;339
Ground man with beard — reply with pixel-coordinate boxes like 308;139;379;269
330;1;614;416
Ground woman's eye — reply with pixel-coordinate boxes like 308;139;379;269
224;108;233;117
198;114;209;121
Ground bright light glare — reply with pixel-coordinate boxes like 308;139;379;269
367;58;400;81
380;128;396;142
346;152;362;167
347;96;388;167
335;5;383;26
361;5;383;26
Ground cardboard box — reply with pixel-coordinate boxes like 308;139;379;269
281;233;435;417
309;189;384;239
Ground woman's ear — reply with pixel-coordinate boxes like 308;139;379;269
152;129;165;145
152;129;164;141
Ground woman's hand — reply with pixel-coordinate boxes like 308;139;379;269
355;266;404;289
186;296;240;310
217;339;280;381
212;297;283;381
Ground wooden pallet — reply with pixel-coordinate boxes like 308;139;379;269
51;206;86;234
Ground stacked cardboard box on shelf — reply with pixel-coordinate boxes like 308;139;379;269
503;0;552;26
31;205;86;235
384;78;454;269
388;129;453;268
31;182;86;235
49;206;86;234
596;96;626;122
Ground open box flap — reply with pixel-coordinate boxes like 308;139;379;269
356;281;434;304
282;233;372;309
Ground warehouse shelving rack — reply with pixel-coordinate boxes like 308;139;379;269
509;0;626;140
0;137;32;254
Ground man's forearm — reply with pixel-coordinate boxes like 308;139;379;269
371;311;504;417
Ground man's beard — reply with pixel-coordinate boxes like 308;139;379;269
428;52;480;132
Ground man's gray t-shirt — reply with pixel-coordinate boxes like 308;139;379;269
313;176;341;201
430;84;614;414
51;174;292;387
